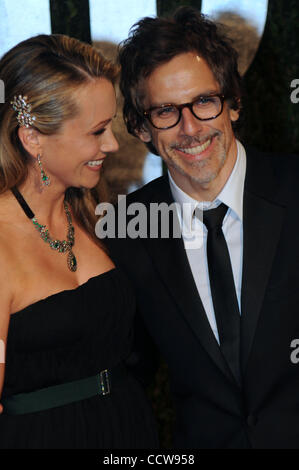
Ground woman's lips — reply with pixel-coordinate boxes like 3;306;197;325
85;158;105;171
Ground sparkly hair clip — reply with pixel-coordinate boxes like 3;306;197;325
10;95;36;128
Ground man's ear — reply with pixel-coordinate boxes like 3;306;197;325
17;127;42;158
230;108;239;122
135;125;152;143
229;97;241;122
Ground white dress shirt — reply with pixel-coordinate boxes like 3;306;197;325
169;140;246;343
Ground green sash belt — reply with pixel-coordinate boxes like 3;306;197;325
2;364;126;415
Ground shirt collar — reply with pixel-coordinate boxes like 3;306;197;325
169;140;247;231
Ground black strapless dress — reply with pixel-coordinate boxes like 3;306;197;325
0;268;158;449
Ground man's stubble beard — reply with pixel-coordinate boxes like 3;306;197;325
166;139;226;185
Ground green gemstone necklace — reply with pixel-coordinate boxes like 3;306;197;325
11;187;77;272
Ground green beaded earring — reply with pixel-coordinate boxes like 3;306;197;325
37;154;50;187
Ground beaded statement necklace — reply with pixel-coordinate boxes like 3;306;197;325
11;187;77;272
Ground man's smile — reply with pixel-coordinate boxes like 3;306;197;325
177;137;212;155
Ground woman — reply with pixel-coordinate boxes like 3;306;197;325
0;34;157;448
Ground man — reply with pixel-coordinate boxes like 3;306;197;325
104;7;299;448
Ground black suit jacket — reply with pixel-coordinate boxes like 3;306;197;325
104;147;299;448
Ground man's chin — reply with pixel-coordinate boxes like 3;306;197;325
189;171;218;185
171;160;219;186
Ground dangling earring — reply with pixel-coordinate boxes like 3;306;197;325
37;154;50;187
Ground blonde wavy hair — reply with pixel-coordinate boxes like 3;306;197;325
0;34;118;244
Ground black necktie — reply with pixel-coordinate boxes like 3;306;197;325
203;203;241;384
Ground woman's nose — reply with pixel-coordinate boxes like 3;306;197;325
100;128;119;153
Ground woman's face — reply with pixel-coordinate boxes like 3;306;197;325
39;78;118;190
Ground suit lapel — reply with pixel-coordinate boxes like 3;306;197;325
141;176;237;385
241;150;285;371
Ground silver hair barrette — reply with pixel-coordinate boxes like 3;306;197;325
10;95;36;128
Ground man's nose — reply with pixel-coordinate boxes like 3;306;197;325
179;107;203;136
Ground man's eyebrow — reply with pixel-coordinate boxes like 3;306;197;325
189;91;221;102
197;90;220;96
149;91;220;108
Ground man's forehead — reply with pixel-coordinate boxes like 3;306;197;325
140;53;220;107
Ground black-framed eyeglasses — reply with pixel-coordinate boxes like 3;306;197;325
143;94;225;130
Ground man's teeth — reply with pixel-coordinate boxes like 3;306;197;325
87;159;103;167
179;138;211;155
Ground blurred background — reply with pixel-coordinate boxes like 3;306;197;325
1;0;298;447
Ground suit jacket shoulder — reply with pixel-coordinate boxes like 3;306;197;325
245;146;299;203
125;175;173;206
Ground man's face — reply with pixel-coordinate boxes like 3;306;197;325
138;52;239;195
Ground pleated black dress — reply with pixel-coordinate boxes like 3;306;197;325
0;268;158;449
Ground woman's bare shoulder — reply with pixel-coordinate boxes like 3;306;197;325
0;198;12;403
0;191;22;252
0;237;14;309
0;194;17;310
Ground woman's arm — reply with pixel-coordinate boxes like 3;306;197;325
0;293;11;414
0;321;9;414
0;244;13;414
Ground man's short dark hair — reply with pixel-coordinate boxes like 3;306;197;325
118;6;242;153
